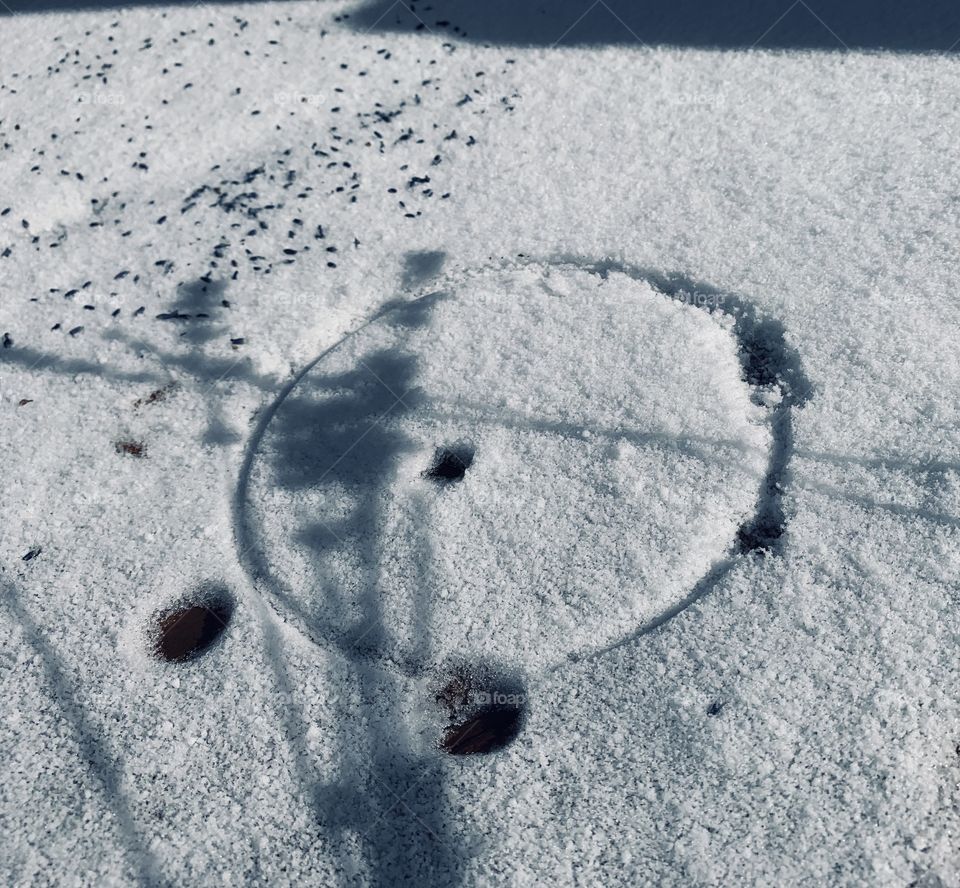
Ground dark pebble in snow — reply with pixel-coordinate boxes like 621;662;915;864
152;591;234;662
435;665;527;756
441;709;524;755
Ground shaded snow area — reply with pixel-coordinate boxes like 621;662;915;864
2;1;960;885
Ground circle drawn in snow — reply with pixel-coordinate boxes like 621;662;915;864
242;264;772;673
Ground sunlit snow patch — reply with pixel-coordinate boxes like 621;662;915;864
241;263;772;673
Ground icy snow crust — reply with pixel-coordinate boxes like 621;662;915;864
245;264;770;672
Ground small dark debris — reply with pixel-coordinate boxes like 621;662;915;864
115;440;145;457
133;384;175;408
22;547;42;562
424;445;474;483
436;670;473;714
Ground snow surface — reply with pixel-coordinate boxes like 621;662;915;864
2;0;960;885
243;264;771;673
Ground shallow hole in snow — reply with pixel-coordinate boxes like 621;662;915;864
435;665;526;755
152;590;234;662
424;444;474;484
441;708;525;756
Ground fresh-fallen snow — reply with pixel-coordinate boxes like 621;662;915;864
1;1;960;886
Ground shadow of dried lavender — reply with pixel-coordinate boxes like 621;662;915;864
234;294;466;886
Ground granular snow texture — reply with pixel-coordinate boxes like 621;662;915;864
2;1;960;886
244;264;770;672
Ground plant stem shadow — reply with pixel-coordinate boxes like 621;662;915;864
234;298;464;885
0;578;163;886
